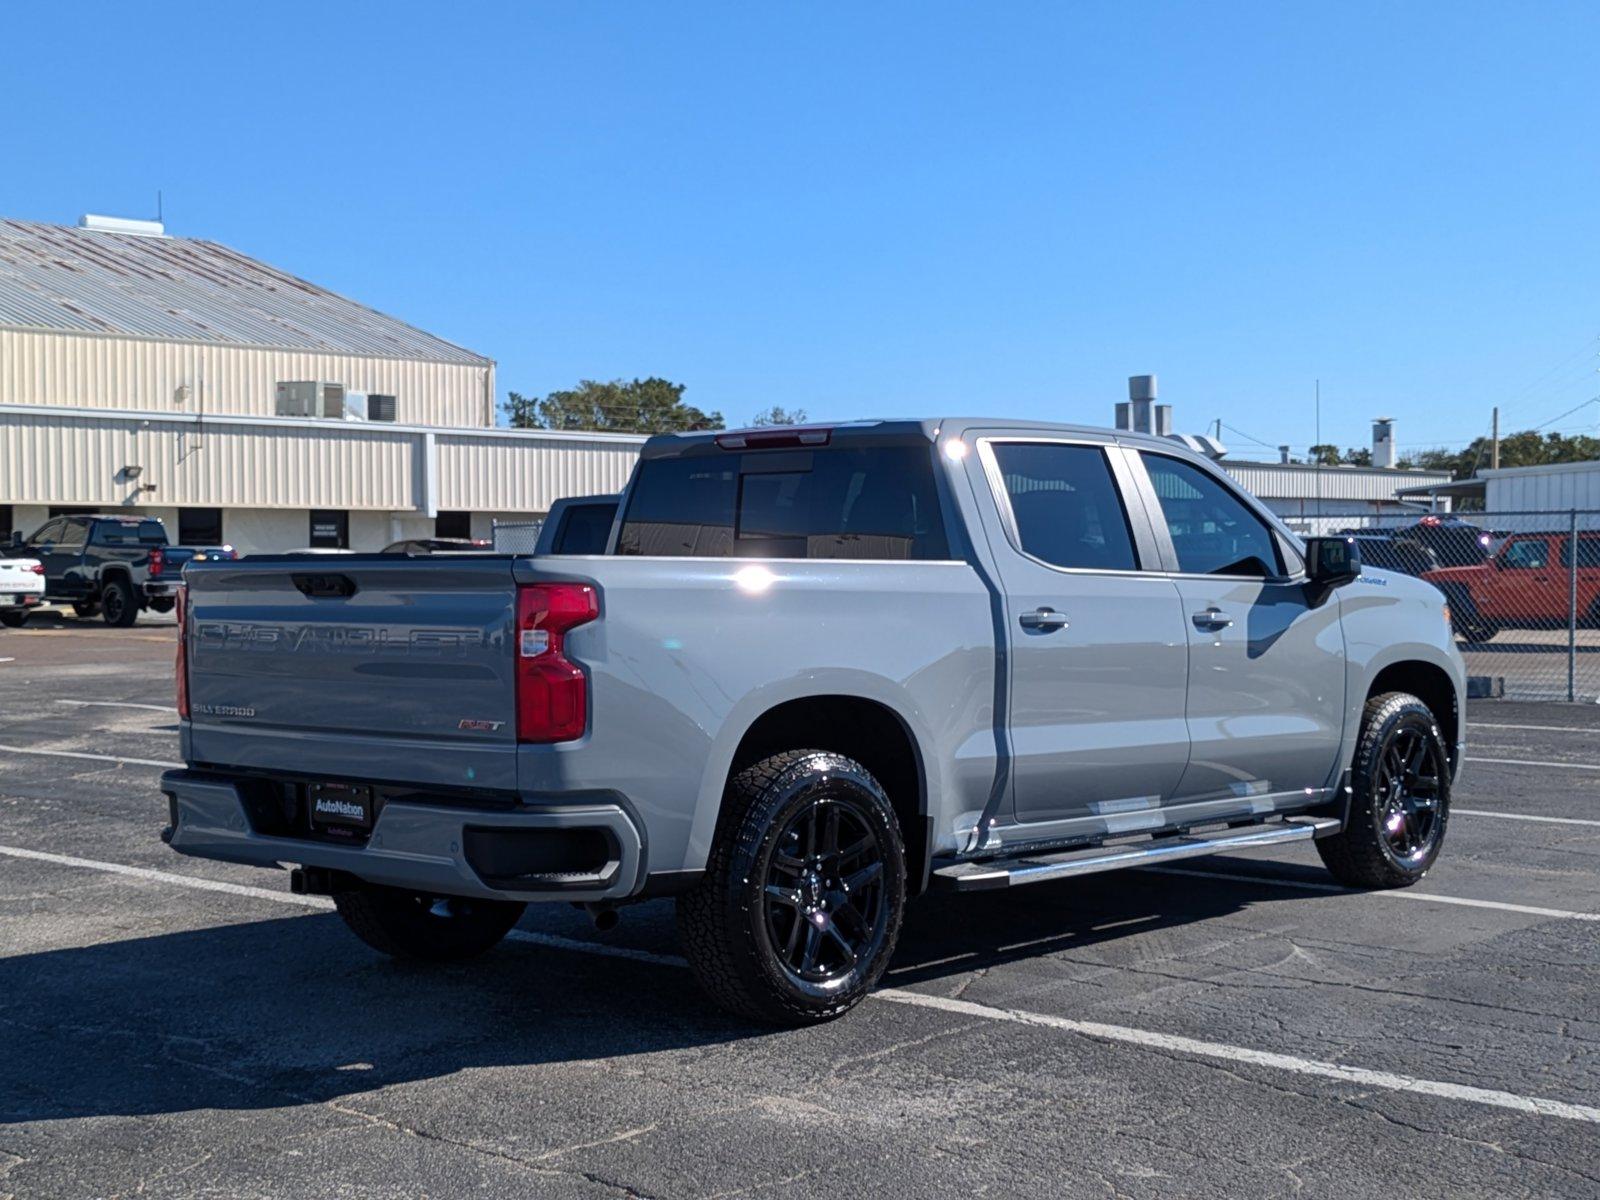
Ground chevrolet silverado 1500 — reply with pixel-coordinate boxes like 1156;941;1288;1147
162;419;1465;1024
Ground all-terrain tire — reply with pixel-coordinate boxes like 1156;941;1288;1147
101;577;139;627
677;750;906;1026
332;882;526;962
0;610;27;629
1317;692;1451;889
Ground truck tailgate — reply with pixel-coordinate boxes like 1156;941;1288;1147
184;557;520;791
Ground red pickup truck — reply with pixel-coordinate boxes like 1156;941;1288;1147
1424;530;1600;642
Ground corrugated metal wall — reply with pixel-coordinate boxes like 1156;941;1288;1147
0;329;494;428
1486;466;1600;515
1222;460;1453;502
436;432;638;511
1;410;415;508
0;407;641;513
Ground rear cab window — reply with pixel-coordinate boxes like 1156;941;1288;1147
618;443;950;560
91;519;168;546
553;503;619;554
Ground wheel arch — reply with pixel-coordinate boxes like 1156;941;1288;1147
1368;659;1461;775
727;695;934;896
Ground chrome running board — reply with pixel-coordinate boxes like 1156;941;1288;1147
930;816;1341;892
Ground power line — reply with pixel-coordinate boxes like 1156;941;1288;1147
1532;395;1600;432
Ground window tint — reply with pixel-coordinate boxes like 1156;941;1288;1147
57;520;89;549
1560;536;1600;569
990;443;1137;571
554;503;618;554
93;519;168;546
1502;538;1549;569
1141;453;1283;577
619;446;949;560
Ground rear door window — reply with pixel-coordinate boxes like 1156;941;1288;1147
618;445;949;559
1560;535;1600;569
1140;453;1284;577
989;442;1138;571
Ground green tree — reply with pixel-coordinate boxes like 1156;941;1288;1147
1308;444;1342;466
501;378;722;434
1399;430;1600;478
750;405;809;427
501;390;540;428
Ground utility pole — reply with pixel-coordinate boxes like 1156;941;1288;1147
1491;406;1500;470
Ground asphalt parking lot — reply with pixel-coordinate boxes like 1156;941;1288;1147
2;617;1598;1199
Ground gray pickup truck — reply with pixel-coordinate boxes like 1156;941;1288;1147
163;419;1465;1024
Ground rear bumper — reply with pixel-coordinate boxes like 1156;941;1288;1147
160;769;645;903
0;592;42;606
143;581;181;598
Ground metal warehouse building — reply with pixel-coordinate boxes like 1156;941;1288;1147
0;215;643;554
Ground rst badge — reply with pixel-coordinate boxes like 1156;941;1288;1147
457;718;505;732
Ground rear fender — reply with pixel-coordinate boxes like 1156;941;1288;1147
685;671;940;875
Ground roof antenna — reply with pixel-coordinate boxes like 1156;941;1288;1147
156;190;163;224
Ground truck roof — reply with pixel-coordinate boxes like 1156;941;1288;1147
640;418;1188;459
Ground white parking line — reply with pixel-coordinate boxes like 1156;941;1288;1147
1467;756;1600;772
0;845;687;967
873;990;1600;1124
0;744;181;770
1454;809;1600;828
1141;866;1600;921
1472;722;1599;734
6;842;1599;1126
57;700;176;713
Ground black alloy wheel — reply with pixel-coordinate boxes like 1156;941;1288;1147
101;578;138;627
1372;723;1445;869
677;749;907;1025
1317;692;1451;888
761;797;889;986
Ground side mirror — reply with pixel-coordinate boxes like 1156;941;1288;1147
1305;536;1361;586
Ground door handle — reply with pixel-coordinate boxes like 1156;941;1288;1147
1019;607;1069;631
1192;607;1233;631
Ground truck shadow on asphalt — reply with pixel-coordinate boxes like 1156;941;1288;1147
1;864;1307;1124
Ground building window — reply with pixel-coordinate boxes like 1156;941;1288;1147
434;511;472;540
178;508;224;546
308;510;350;549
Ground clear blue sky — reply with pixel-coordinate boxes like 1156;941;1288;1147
6;2;1600;457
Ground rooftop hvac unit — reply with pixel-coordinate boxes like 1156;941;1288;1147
342;390;369;421
275;381;347;419
367;393;397;422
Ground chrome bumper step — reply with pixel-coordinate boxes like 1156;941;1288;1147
930;816;1342;892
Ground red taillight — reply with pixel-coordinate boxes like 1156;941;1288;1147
515;583;598;743
28;563;44;575
175;588;190;719
150;546;166;577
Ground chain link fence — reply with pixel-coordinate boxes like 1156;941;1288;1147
1281;510;1600;702
490;519;543;555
